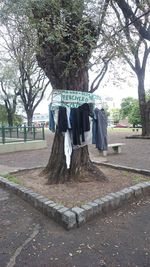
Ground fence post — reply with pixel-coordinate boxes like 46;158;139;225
17;126;19;138
2;126;5;144
24;125;27;142
33;126;36;140
9;126;12;138
42;125;45;140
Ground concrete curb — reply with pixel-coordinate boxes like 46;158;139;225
0;140;47;154
0;174;149;230
93;161;150;176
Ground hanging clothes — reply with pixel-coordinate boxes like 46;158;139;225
49;110;55;132
79;103;90;142
70;103;91;146
92;108;108;151
70;108;81;145
66;107;71;129
58;106;68;132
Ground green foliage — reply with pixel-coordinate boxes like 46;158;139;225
146;89;150;101
128;101;141;127
110;108;120;123
14;114;23;126
0;104;7;124
132;175;149;184
120;97;137;119
28;0;102;79
120;97;141;127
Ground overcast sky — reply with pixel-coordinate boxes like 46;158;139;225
35;62;147;114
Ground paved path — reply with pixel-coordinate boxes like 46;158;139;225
107;130;150;170
0;130;150;266
0;187;150;267
0;130;150;173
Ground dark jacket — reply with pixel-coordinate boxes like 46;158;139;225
92;108;107;150
58;107;68;132
79;103;90;142
70;108;81;145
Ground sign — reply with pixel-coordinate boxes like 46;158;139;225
50;90;101;108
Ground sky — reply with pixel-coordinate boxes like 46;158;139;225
34;66;140;114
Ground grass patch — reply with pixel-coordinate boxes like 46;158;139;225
3;174;21;184
132;175;150;184
122;171;130;177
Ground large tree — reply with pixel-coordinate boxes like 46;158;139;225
29;0;110;183
110;0;150;136
1;0;111;184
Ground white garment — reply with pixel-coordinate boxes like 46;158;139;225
54;109;58;126
64;130;72;169
66;107;71;129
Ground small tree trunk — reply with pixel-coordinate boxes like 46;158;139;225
137;72;150;136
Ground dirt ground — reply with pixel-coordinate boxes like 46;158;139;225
10;166;150;208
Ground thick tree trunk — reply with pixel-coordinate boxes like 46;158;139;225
7;111;13;127
44;129;106;184
42;68;106;183
26;111;33;127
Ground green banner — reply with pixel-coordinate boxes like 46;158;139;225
50;90;101;108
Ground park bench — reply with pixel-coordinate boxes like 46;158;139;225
102;143;125;156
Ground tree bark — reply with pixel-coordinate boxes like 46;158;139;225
26;110;34;127
41;68;106;183
44;129;106;184
136;70;150;136
7;111;13;127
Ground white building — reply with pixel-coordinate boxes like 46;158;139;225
32;113;49;126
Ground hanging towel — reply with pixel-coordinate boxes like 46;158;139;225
64;130;72;169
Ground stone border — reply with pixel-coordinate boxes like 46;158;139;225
0;173;149;230
126;135;150;139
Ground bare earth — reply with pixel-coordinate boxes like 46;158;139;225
12;166;150;208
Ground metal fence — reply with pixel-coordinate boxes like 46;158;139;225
0;125;45;144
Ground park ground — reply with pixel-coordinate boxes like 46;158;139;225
0;128;150;267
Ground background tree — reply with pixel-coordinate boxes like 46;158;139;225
110;108;120;124
128;100;141;127
110;0;150;136
0;63;19;126
120;97;137;119
0;11;50;126
115;0;150;41
0;104;7;125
